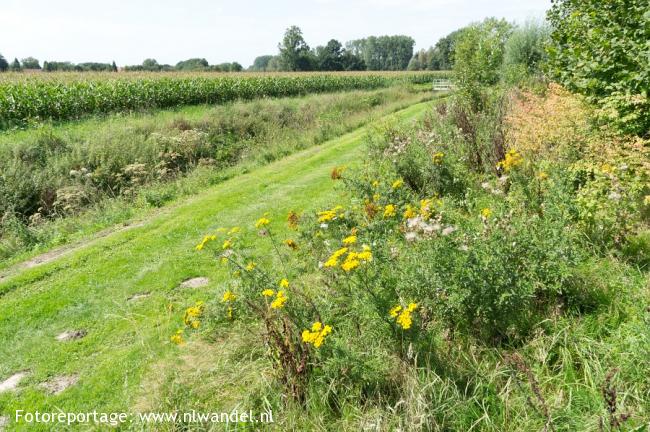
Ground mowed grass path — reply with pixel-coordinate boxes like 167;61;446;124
0;101;431;429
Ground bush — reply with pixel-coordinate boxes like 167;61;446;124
453;18;513;110
502;20;550;83
547;0;650;136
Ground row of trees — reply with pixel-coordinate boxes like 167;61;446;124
0;56;43;72
250;26;414;72
3;26;418;74
0;54;241;73
411;18;549;79
43;61;118;72
123;58;243;72
0;56;119;72
2;25;439;74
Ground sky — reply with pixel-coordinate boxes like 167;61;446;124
0;0;551;68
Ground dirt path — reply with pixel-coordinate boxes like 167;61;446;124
0;220;149;284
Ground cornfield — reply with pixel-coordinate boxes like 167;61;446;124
0;71;450;127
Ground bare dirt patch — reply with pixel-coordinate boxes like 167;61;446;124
0;372;28;393
179;277;210;289
56;329;87;342
41;375;79;395
128;292;151;302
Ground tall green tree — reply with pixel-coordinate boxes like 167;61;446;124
429;29;465;70
142;58;161;71
10;58;21;71
0;54;8;72
21;57;41;69
175;58;209;71
316;39;345;71
346;35;415;70
547;0;649;136
341;51;366;71
250;55;274;71
278;26;314;71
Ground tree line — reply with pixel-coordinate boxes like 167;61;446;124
249;26;415;72
0;56;119;72
1;25;461;74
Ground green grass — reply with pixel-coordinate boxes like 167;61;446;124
0;101;432;431
0;85;430;268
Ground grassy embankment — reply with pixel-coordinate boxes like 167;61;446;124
0;84;436;268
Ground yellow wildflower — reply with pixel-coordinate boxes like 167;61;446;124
392;179;404;189
403;205;417;219
432;152;444;164
222;239;233;250
420;198;432;219
357;245;373;262
222;290;236;303
195;234;217;251
343;235;357;245
324;247;348;268
185;302;204;318
171;330;185;345
227;306;233;319
372;180;379;188
317;206;344;223
302;322;333;348
183;302;204;328
228;227;240;234
390;303;418;329
285;239;298;250
383;204;396;217
341;252;360;272
279;278;289;288
262;289;275;297
497;149;523;172
270;290;287;309
255;217;270;228
537;171;549;180
481;208;492;219
245;262;257;271
372;193;381;202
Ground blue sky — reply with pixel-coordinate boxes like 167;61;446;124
0;0;550;67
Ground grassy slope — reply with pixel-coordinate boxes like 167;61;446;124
0;101;432;430
0;86;433;270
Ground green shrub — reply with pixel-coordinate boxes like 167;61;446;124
547;0;650;136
